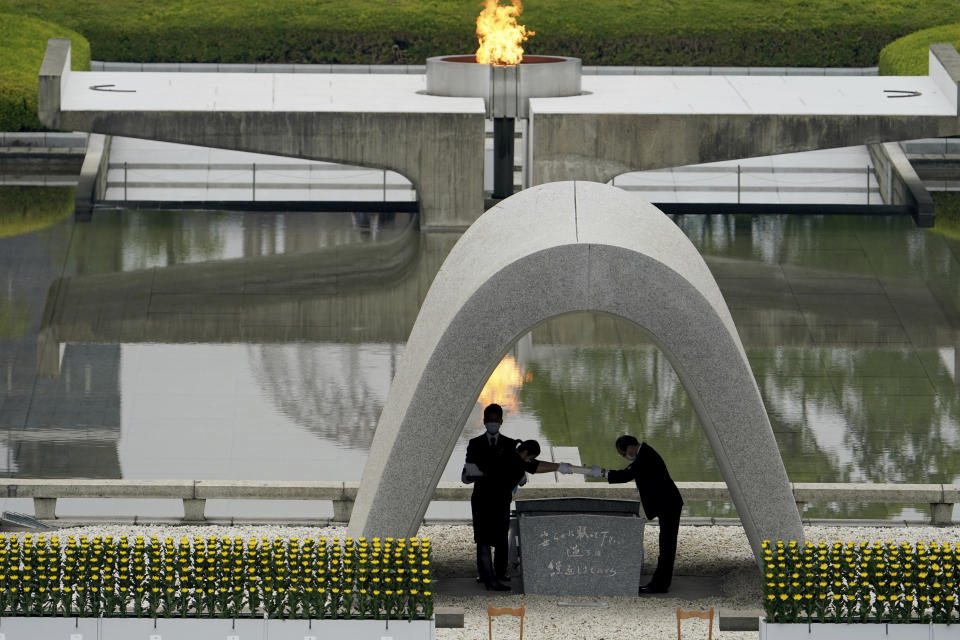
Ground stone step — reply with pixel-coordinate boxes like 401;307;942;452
718;609;762;631
434;606;465;628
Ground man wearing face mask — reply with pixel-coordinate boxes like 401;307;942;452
463;404;571;591
588;435;683;594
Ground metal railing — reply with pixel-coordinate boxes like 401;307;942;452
106;162;415;202
611;165;880;204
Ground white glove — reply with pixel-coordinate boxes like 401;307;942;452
462;463;484;483
557;462;572;474
587;465;603;478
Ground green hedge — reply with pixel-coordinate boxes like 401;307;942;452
763;539;960;624
0;534;433;620
3;0;960;67
0;186;74;239
879;23;960;75
0;14;89;131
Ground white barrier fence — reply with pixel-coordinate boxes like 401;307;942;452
3;479;956;526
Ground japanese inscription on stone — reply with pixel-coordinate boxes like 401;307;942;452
518;513;644;596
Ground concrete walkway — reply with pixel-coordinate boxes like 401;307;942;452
435;574;724;600
90;60;881;76
61;67;950;117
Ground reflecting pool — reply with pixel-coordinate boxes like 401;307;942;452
2;201;959;519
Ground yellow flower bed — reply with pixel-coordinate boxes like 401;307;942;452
763;540;959;624
0;534;432;620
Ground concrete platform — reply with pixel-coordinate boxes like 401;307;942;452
61;66;951;117
39;39;960;228
62;71;476;114
527;45;960;185
539;75;955;116
39;39;487;229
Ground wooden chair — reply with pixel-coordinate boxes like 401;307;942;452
488;603;525;640
676;606;714;640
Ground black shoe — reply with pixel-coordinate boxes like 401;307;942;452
477;544;511;591
638;584;668;595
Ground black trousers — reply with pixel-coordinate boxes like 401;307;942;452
471;491;511;579
649;507;681;590
475;536;509;580
493;536;508;577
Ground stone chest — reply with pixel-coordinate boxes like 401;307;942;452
516;497;645;596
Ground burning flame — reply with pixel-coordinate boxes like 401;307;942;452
477;355;533;413
475;0;533;66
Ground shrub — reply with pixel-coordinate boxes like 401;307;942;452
879;23;960;75
762;540;960;624
0;534;433;619
3;0;960;67
0;14;89;131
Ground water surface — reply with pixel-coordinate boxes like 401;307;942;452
2;206;959;519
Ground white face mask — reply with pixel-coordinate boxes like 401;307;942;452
622;450;637;462
484;422;501;435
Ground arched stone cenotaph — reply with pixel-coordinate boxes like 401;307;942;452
347;181;802;562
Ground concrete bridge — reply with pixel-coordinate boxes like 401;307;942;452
38;39;485;230
38;40;960;228
527;45;960;189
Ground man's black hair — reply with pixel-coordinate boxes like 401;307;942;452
517;439;541;458
615;434;639;452
483;403;503;422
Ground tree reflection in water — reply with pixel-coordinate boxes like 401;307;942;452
246;343;398;450
513;314;960;518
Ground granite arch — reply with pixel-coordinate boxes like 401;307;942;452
347;181;802;562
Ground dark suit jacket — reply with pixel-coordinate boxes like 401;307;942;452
465;433;536;544
606;442;683;519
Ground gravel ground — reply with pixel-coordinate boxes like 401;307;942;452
15;521;960;640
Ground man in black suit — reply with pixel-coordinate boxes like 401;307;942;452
463;403;570;591
590;435;683;594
